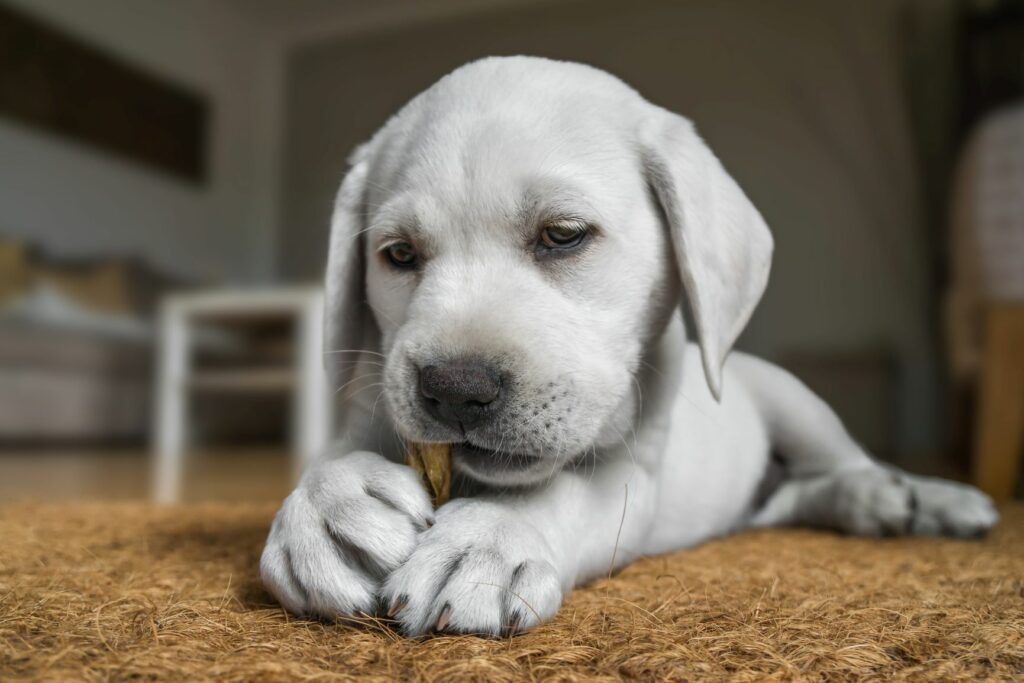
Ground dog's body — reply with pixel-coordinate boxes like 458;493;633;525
262;57;997;636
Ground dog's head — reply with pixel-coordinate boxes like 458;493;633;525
326;57;772;486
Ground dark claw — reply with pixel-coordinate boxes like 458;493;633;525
387;595;409;618
905;487;919;535
435;604;451;631
505;611;522;637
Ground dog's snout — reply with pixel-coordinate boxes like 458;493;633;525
419;360;503;429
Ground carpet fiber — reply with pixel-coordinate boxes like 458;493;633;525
2;502;1022;681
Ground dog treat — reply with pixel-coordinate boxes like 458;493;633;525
405;442;451;508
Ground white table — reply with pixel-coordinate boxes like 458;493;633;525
151;286;330;502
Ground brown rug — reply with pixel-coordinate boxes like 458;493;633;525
1;502;1022;681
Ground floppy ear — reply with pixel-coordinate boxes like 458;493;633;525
324;143;379;398
641;108;773;400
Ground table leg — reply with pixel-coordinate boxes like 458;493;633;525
294;292;330;482
973;304;1024;499
153;303;190;502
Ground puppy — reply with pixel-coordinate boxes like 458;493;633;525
261;56;997;636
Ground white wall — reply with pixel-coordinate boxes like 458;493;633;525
0;0;284;283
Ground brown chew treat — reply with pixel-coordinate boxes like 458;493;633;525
405;442;451;508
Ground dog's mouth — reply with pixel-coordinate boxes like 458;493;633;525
451;442;548;483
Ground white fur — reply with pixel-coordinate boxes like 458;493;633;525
262;57;998;636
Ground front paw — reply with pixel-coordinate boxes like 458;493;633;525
381;500;564;636
260;451;434;619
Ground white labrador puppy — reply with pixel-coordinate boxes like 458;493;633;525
261;56;997;636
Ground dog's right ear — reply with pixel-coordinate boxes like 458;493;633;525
324;143;379;399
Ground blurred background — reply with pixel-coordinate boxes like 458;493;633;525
0;0;1022;503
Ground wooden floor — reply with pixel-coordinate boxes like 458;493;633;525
0;447;293;503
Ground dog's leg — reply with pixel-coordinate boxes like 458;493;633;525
732;354;998;537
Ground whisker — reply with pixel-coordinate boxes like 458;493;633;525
344;382;387;403
333;372;383;398
326;359;386;369
324;348;387;358
368;388;389;424
638;358;666;378
366;302;398;327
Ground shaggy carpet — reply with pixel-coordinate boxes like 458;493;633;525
1;502;1022;682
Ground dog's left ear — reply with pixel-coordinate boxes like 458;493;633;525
641;108;773;400
324;142;379;400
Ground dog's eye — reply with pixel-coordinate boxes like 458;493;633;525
384;241;418;269
539;222;588;250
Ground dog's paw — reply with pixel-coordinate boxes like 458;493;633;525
381;499;564;637
901;474;999;537
831;467;998;538
260;451;434;619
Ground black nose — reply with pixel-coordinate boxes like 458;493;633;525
419;359;503;430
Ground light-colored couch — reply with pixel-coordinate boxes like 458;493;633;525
0;321;151;441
